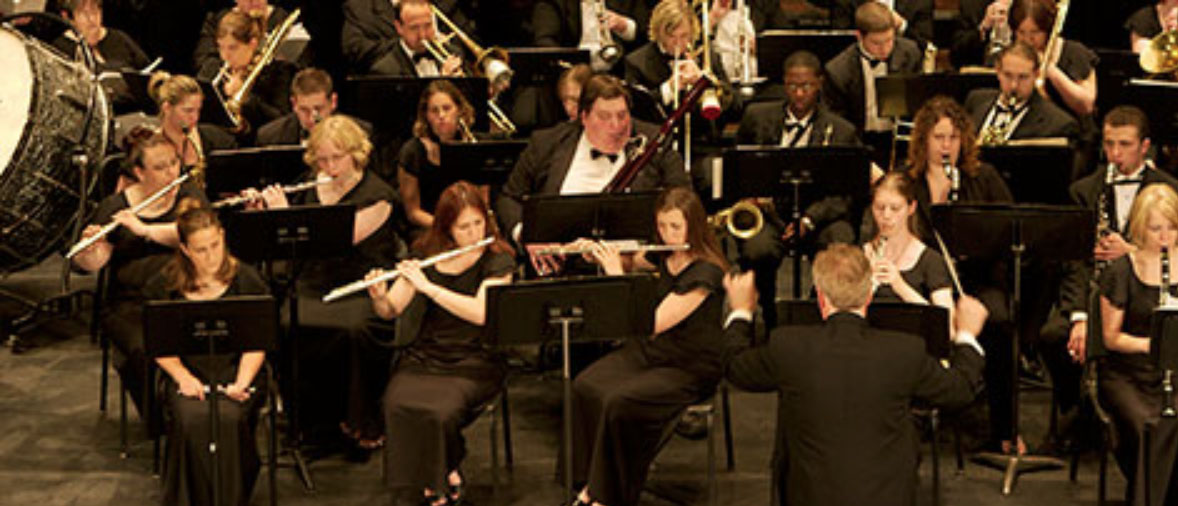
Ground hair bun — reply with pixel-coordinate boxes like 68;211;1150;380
176;196;206;216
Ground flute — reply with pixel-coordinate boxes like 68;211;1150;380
533;240;689;256
211;175;333;208
322;237;495;303
66;174;192;259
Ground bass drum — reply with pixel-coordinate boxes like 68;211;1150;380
0;26;110;273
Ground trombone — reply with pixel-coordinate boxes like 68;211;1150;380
212;8;302;133
420;5;517;136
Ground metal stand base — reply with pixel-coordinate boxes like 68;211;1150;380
972;452;1065;495
0;287;92;354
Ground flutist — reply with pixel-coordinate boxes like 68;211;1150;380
72;132;209;428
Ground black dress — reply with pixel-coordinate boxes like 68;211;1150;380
290;170;404;440
1098;255;1178;506
146;265;269;506
397;137;445;215
570;259;725;506
872;245;951;304
91;180;208;416
382;250;514;496
1126;6;1165;40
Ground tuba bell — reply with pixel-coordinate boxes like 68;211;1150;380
1141;29;1178;76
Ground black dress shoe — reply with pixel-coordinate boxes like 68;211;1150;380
674;411;709;440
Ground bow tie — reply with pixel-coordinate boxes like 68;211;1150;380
859;52;884;68
590;148;619;163
783;119;808;133
1112;175;1143;184
996;99;1027;116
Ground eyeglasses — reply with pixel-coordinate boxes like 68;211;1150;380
784;82;817;92
315;152;351;166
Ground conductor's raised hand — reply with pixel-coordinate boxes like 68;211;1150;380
954;295;989;339
723;271;758;313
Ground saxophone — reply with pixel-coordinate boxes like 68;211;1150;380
977;93;1019;146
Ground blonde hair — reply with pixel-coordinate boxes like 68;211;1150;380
304;115;373;171
812;243;873;310
1128;183;1178;248
648;0;699;44
148;71;202;110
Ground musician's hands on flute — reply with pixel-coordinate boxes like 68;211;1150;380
223;381;252;402
1067;320;1087;363
76;224;111;257
112;209;149;238
574;239;624;275
397;259;435;296
525;243;564;276
1095;232;1134;261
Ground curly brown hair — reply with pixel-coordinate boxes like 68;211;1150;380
905;96;980;179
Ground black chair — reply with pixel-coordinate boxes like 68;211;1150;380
1071;303;1115;506
650;382;736;506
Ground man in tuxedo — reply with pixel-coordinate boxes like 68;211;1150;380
497;74;689;244
831;0;934;49
823;2;920;165
623;0;730;108
341;0;470;75
1037;106;1178;453
256;68;338;146
963;41;1078;143
532;0;649;72
724;243;988;506
735;49;859;330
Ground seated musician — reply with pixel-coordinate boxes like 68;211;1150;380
398;80;479;232
950;0;1009;69
1128;1;1178;54
145;199;268;506
193;0;294;80
199;10;296;139
497;73;689;248
532;0;648;72
248;115;404;451
823;1;921;166
863;172;954;311
342;0;474;75
831;0;934;50
735;49;860;329
623;0;730;108
723;244;987;506
1097;182;1178;506
1045;106;1178;453
364;0;463;78
364;181;514;506
256;68;337;146
52;0;149;71
963;42;1077;145
1007;0;1096;119
148;72;237;176
568;186;727;506
557;64;593;121
72;131;208;421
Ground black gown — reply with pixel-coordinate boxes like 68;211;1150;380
290;170;404;440
91;180;208;418
570;259;725;506
382;250;514;496
397;137;445;215
146;265;269;506
1098;255;1178;506
872;244;951;304
1126;6;1165;40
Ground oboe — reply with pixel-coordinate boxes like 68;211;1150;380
322;237;494;303
943;154;959;202
211;175;334;208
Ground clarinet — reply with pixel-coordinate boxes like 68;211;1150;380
1163;246;1177;417
1164;246;1172;307
1094;163;1116;276
943;154;959;202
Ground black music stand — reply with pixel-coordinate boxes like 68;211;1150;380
339;76;491;141
720;146;872;297
1094;49;1142;119
876;74;999;118
487;274;657;504
114;70;155;113
1125;79;1178;146
756;30;857;85
438;140;526;186
204;146;306;204
932;203;1094;494
520;191;661;244
197;79;236;129
980;144;1074;204
506;47;590;86
143;295;279;506
221;205;355;491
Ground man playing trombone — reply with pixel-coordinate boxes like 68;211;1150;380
369;0;464;78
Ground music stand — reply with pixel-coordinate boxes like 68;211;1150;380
719;146;872;297
932;203;1094;494
876;74;999;118
487;274;657;504
143;295;279;506
1125;79;1178;146
979;144;1074;204
113;70;155;113
438;139;526;186
776;300;951;358
506;47;590;86
1094;49;1142;119
339;76;491;142
220;205;355;491
197;79;236;129
204;146;307;203
756;30;857;85
520;191;661;244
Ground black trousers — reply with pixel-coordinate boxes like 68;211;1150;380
1100;361;1178;506
569;342;715;506
104;301;151;423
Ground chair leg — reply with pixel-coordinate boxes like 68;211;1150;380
953;418;964;474
707;407;717;506
1098;436;1107;506
269;384;278;506
501;389;514;469
119;383;128;459
930;410;940;506
721;385;735;472
99;335;109;413
153;436;161;476
490;402;500;491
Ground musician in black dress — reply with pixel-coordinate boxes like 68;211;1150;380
902;96;1021;454
148;72;237;176
568;186;728;506
863;172;953;310
399;80;478;233
194;0;293;80
72;132;208;418
252;115;404;449
147;199;268;506
1099;182;1178;506
53;0;149;70
363;181;514;506
1127;1;1178;54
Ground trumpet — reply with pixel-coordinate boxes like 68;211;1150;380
532;240;690;256
322;237;494;302
211;175;334;208
214;8;302;132
592;0;622;65
710;199;764;240
66;174;192;259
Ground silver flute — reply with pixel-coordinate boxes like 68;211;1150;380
533;240;690;256
323;237;495;303
66;174;192;259
211;175;334;208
